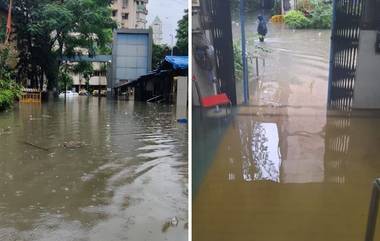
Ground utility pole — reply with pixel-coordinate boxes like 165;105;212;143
240;0;249;104
5;0;12;44
170;34;174;56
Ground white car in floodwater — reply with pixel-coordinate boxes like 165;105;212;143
59;90;79;98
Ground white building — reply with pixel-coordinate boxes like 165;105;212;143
151;16;163;44
111;0;149;29
71;62;108;92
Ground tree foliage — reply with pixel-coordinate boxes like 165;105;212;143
57;68;73;91
152;43;170;70
12;0;116;90
0;45;20;110
233;43;243;81
175;10;188;56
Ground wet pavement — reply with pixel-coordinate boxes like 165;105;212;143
193;12;380;241
0;97;188;241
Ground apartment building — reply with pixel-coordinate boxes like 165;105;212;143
111;0;149;29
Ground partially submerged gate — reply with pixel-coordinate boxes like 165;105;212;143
328;0;365;110
200;0;237;105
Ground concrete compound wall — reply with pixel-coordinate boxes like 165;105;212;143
109;29;152;97
353;30;380;109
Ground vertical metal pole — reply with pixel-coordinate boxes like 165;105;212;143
240;0;249;104
365;179;380;241
256;57;259;77
171;34;174;56
327;0;337;109
281;0;284;15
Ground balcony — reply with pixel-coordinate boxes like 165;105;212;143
137;17;147;24
136;5;148;15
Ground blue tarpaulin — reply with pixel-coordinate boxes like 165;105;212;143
164;56;188;70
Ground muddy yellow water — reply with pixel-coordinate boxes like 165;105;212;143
193;12;380;241
0;98;188;241
194;107;380;241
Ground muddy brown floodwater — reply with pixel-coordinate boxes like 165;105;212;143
193;13;380;241
0;97;188;241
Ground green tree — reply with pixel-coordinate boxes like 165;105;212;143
71;61;93;90
152;43;170;69
175;10;188;56
0;44;20;110
12;0;116;90
57;67;73;92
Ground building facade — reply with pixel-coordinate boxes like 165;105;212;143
151;16;163;44
111;0;149;29
71;0;149;93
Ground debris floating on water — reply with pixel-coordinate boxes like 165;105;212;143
63;141;86;149
177;118;187;124
20;141;50;151
171;216;178;226
0;126;11;135
162;216;179;233
161;221;171;233
5;173;13;180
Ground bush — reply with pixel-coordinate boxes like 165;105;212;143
57;69;74;91
285;1;332;29
0;79;20;111
0;45;20;111
309;0;332;29
284;10;311;29
233;43;243;81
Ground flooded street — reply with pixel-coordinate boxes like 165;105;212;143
232;12;330;107
194;107;380;241
0;98;188;241
193;13;380;241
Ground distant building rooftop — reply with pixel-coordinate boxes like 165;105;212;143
153;16;162;23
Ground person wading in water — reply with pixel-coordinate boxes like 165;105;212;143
257;15;268;42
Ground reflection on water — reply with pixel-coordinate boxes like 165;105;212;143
0;98;187;241
240;122;281;182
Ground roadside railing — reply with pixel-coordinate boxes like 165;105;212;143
20;88;42;103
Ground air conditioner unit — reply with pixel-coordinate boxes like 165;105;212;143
192;0;200;7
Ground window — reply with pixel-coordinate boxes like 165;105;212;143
112;10;117;17
122;13;129;20
122;0;128;8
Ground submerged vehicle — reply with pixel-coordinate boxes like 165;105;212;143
79;89;90;96
59;90;79;97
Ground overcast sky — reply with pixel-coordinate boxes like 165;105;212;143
146;0;187;46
